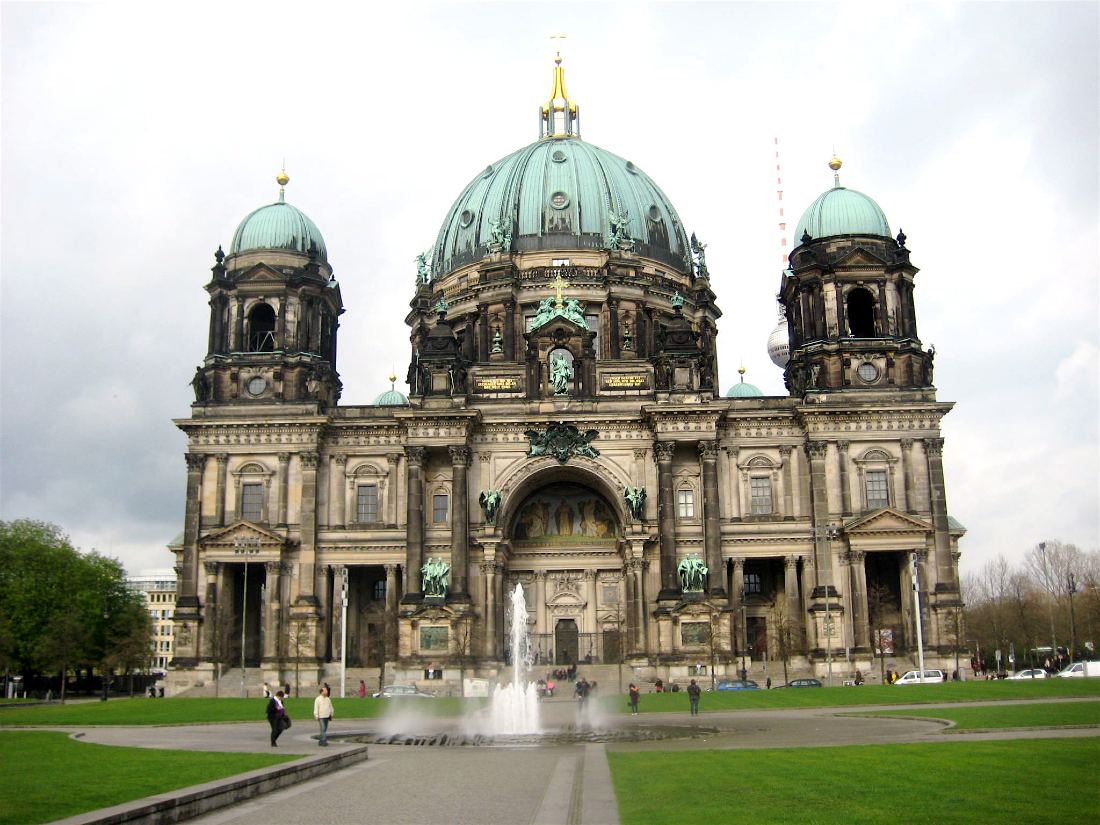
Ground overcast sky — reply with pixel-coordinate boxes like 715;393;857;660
2;2;1097;578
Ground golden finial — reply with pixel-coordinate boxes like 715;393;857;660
828;155;842;172
541;34;578;138
738;365;747;377
388;370;397;387
276;162;289;201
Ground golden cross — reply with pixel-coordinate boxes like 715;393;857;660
550;273;571;308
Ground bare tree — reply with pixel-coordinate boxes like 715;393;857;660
289;621;314;698
866;581;897;684
1025;541;1078;652
770;597;803;685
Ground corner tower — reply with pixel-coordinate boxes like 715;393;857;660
191;170;344;411
779;158;932;397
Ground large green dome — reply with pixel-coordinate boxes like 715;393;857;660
794;186;891;244
433;136;690;276
230;199;327;261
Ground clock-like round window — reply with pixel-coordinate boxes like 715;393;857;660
550;191;569;210
459;209;474;228
857;363;878;382
551;150;567;163
247;376;268;396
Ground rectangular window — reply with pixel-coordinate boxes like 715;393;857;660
750;477;773;515
866;470;889;509
743;572;762;595
357;484;379;523
551;258;571;266
372;580;386;601
601;584;619;605
433;494;449;523
241;482;264;521
676;489;695;518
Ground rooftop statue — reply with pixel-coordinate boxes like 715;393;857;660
434;296;449;316
671;291;685;310
562;298;586;327
531;297;557;329
487;218;512;254
690;232;708;275
624;486;646;520
606;209;634;252
415;251;433;285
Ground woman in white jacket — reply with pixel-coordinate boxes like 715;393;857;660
313;685;334;746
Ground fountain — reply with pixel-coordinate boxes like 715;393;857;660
487;583;541;735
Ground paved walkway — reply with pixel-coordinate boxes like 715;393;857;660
49;696;1099;825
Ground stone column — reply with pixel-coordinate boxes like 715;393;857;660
847;551;869;648
584;570;598;639
900;439;916;513
178;454;206;620
384;564;398;660
784;555;800;622
387;453;401;526
805;441;832;592
295;452;320;605
504;299;516;360
201;561;220;660
780;445;795;520
449;446;471;598
481;562;497;658
403;446;426;603
535;571;548;637
215;453;228;526
726;447;742;519
698;440;724;596
627;558;648;652
330;565;346;663
654;441;679;599
263;561;281;660
277;453;290;527
330;454;347;527
924;439;956;590
477;303;489;361
607;297;620;359
837;441;852;517
731;559;746;652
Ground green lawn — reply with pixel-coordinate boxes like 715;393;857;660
858;700;1100;730
607;678;1100;714
0;695;483;726
609;738;1100;825
0;731;297;825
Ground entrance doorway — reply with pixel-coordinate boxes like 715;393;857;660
555;619;579;665
747;616;768;659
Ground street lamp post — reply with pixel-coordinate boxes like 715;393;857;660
911;552;926;683
1067;572;1078;665
1039;542;1057;653
739;589;747;681
101;605;110;702
234;537;262;698
340;567;349;698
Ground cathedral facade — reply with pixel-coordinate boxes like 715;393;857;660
168;60;964;694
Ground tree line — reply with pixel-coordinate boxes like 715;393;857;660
963;540;1099;672
0;520;152;700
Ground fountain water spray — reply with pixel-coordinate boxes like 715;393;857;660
487;583;541;734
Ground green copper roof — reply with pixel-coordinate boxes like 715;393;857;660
373;388;409;407
725;380;763;398
434;136;690;276
794;186;891;244
230;200;327;260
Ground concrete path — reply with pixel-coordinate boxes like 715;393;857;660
46;696;1099;825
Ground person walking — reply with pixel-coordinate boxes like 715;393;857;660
266;690;288;747
628;683;640;715
357;679;367;698
687;679;701;716
313;685;334;746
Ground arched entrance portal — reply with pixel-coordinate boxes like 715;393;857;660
503;480;626;665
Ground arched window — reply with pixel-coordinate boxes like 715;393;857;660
247;303;277;352
846;288;876;337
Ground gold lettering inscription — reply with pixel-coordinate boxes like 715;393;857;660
603;374;648;388
475;378;520;391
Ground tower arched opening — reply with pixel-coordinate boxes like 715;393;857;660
846;288;876;337
247;303;277;352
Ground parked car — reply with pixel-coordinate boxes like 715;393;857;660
716;679;759;691
777;678;823;688
1006;668;1050;680
372;684;435;698
1056;661;1100;678
894;669;946;685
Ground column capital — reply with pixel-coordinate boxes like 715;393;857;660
203;561;220;576
265;560;282;573
534;570;548;580
804;440;828;460
185;453;206;472
732;558;745;571
633;447;648;460
626;558;647;573
329;563;346;574
387;452;403;466
697;440;719;460
300;452;320;470
654;441;676;462
779;444;793;458
278;452;291;465
216;452;229;466
847;549;865;563
900;438;914;449
405;445;426;464
924;438;945;456
836;440;850;453
479;561;497;575
951;550;962;564
583;569;598;581
384;563;398;575
783;555;799;570
332;452;348;466
449;445;472;465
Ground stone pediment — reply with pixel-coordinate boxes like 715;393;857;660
200;521;289;551
835;246;888;268
235;263;287;283
670;599;721;619
843;508;932;536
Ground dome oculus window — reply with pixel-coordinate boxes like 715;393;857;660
552;150;567;163
459;209;474;228
647;205;662;221
857;362;879;382
247;376;267;396
625;161;638;174
550;191;570;210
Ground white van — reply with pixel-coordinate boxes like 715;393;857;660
1056;661;1100;678
895;669;945;685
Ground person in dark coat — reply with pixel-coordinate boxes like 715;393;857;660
266;690;288;746
628;683;640;715
687;679;701;715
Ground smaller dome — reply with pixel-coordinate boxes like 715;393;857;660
373;388;409;407
794;186;890;243
230;200;327;260
726;368;763;398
